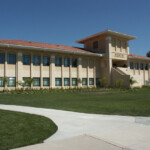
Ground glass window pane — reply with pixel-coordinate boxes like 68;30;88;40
82;78;87;86
72;58;77;67
23;55;31;65
64;58;69;67
7;77;16;87
43;78;49;86
135;63;139;70
0;53;5;64
33;78;40;86
7;54;16;64
145;64;148;70
72;78;77;86
0;77;4;87
140;63;144;70
89;78;94;85
96;78;100;86
55;78;62;86
22;77;30;87
43;56;50;66
64;78;70;86
130;62;133;69
55;57;62;66
33;56;40;66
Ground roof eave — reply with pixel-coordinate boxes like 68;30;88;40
129;56;150;61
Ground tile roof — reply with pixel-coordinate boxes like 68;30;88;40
0;39;92;54
129;54;150;59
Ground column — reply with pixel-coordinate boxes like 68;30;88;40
69;57;72;88
143;63;145;85
61;56;64;88
40;55;43;88
87;58;89;87
30;53;33;88
50;55;55;88
77;57;82;87
93;60;96;87
148;63;150;85
4;50;7;89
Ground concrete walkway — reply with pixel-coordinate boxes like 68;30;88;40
0;104;150;150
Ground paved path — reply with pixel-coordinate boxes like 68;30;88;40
0;104;150;150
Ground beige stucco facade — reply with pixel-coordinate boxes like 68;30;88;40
0;30;150;90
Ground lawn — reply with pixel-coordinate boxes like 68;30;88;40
0;110;57;150
0;87;150;116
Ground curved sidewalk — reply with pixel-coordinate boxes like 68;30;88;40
0;104;150;150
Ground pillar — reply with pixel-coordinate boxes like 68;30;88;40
77;57;82;87
50;55;55;88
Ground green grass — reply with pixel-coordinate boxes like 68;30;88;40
0;110;57;150
0;87;150;116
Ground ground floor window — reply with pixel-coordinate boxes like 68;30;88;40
55;78;62;86
64;78;70;86
89;78;94;85
82;78;87;86
33;78;40;86
43;78;49;86
22;77;30;87
72;78;77;86
0;77;4;87
7;77;16;87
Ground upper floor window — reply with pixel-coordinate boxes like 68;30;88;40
93;41;98;49
64;58;70;67
135;63;139;70
72;58;77;67
0;53;5;64
7;54;16;64
130;62;134;69
145;64;148;70
140;63;144;70
43;56;50;66
33;55;40;66
122;41;127;49
23;55;30;65
117;40;121;48
112;38;116;47
55;57;62;66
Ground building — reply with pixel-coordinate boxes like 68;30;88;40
0;30;150;90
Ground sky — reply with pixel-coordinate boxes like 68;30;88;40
0;0;150;56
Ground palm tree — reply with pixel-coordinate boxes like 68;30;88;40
2;77;8;92
129;77;137;86
146;51;150;57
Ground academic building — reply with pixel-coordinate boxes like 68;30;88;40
0;30;150;90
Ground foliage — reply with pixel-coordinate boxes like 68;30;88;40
77;78;82;85
2;76;8;87
129;77;137;86
99;77;107;87
146;51;150;57
115;79;123;87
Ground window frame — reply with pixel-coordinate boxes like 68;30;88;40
55;78;62;86
82;78;87;86
89;78;94;85
130;62;134;70
0;77;4;87
33;78;40;87
33;55;40;66
7;53;16;64
23;55;31;65
72;78;77;86
43;56;50;66
7;77;16;87
0;53;5;64
55;57;62;67
135;63;139;70
43;78;50;86
64;58;70;67
72;58;77;68
64;78;70;86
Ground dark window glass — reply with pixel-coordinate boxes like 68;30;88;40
64;58;70;67
135;63;139;70
43;56;50;66
33;78;40;86
0;53;5;64
64;78;70;86
72;78;77;86
22;77;30;87
0;77;4;87
7;77;16;87
130;62;134;69
89;78;94;85
96;78;100;86
55;78;62;86
93;41;98;49
23;55;30;65
140;63;144;70
7;54;16;64
145;64;148;70
55;57;62;66
72;58;77;67
33;56;40;66
82;78;87;86
43;78;49;86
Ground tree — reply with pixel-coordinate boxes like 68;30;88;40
99;77;107;88
2;77;8;92
77;78;82;86
115;79;123;87
146;51;150;57
129;77;137;86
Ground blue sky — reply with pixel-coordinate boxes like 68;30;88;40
0;0;150;56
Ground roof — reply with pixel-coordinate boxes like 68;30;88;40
129;54;150;60
0;39;93;54
76;30;136;44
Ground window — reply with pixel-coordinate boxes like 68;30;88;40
55;78;62;86
135;63;139;70
112;38;116;47
22;77;30;87
96;78;100;86
72;78;77;86
33;78;40;86
55;57;62;66
72;58;77;67
0;77;4;87
93;41;98;49
145;64;148;70
82;78;87;86
89;78;94;85
64;78;70;86
43;56;50;66
33;55;40;66
7;54;16;64
43;78;49;86
7;77;16;87
0;53;5;64
140;63;144;70
64;58;70;67
130;62;134;69
23;55;30;65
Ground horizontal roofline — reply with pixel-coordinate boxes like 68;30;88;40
129;54;150;61
76;30;136;43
